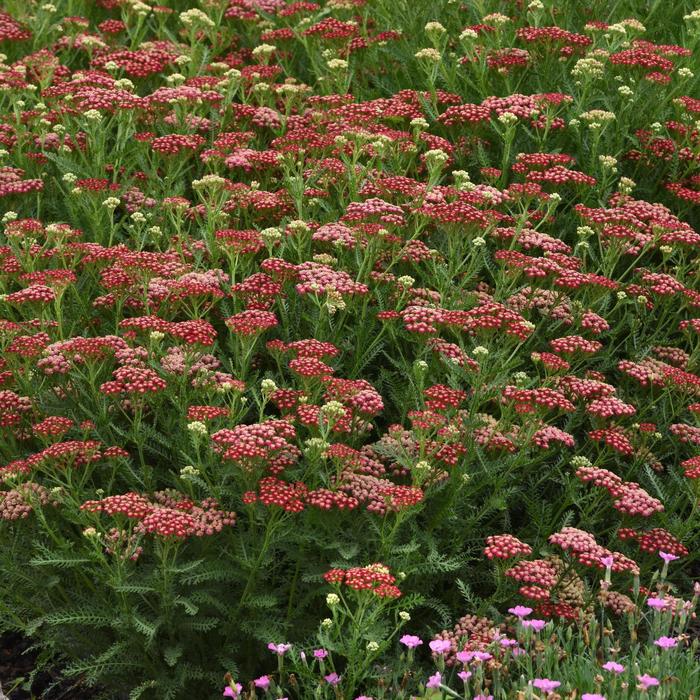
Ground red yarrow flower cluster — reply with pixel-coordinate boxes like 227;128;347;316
324;563;402;598
484;534;533;559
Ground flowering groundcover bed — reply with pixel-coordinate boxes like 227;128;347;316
1;0;700;698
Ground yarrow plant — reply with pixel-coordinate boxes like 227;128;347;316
0;0;699;698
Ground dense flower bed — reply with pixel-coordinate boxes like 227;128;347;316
1;0;700;698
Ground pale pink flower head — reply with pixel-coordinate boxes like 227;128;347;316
457;650;492;663
531;678;561;693
253;676;270;690
654;636;678;649
646;597;668;609
223;684;242;698
314;648;328;659
426;671;442;689
400;634;423;649
582;694;606;700
659;551;679;563
458;670;472;682
637;674;660;689
508;605;532;618
602;661;625;673
429;639;452;655
325;672;341;686
521;618;546;631
600;555;614;568
268;642;291;655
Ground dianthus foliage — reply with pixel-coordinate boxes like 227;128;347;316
1;0;700;698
